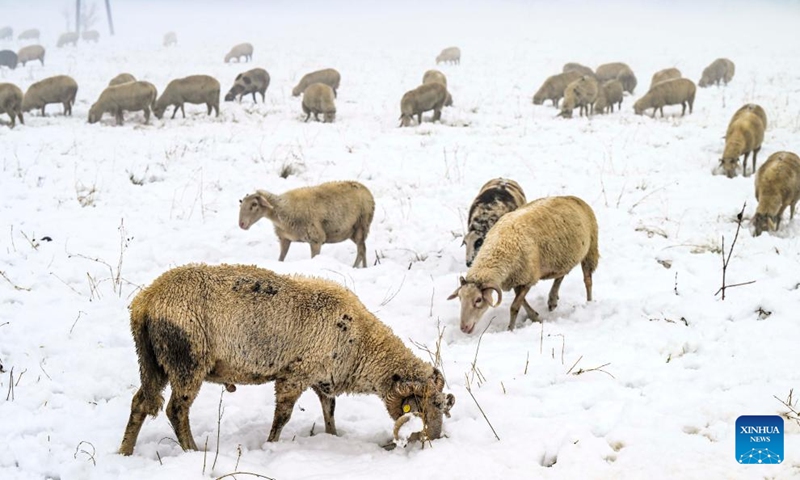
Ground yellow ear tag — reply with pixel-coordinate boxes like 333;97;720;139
403;404;411;413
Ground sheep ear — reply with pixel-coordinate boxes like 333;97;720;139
255;193;272;208
444;393;455;417
459;276;466;286
446;287;460;301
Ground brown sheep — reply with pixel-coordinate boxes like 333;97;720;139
17;45;45;66
532;71;581;107
464;178;527;267
224;43;253;63
649;67;681;90
238;181;374;268
118;263;455;455
292;68;341;98
0;83;24;128
399;83;447;127
22;75;78;116
699;58;735;87
109;73;136;87
720;104;767;178
633;78;696;118
153;75;220;120
301;83;336;123
57;32;79;48
594;79;624;114
88;81;158;126
563;62;595;78
560;75;598;118
753;152;800;236
596;62;637;93
448;196;599;333
436;47;461;65
422;69;453;107
224;68;270;103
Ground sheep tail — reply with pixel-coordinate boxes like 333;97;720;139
130;309;167;415
582;228;600;275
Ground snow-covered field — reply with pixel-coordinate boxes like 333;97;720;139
2;1;800;479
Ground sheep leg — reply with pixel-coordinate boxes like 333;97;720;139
41;105;46;116
581;263;594;302
17;112;23;125
743;152;751;177
119;377;168;455
165;383;202;451
751;147;760;176
417;113;422;125
509;285;532;331
313;112;319;121
353;240;366;268
143;108;151;124
547;276;564;311
268;380;304;442
304;112;311;122
309;243;322;258
278;238;291;261
433;108;442;122
252;92;257;103
312;386;337;435
8;112;15;128
115;109;124;126
776;205;788;229
260;91;266;103
171;105;179;119
207;103;212;115
681;102;686;116
181;104;186;119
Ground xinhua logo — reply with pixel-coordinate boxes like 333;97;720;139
736;415;783;464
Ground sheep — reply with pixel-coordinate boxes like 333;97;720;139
649;67;681;90
292;68;341;98
0;50;17;70
399;83;447;127
300;83;336;123
57;32;79;48
17;45;45;66
109;73;136;87
22;75;78;116
153;75;220;120
449;196;598;333
118;263;455;455
594;79;624;114
436;46;461;65
224;42;253;63
163;31;177;47
464;178;527;267
0;27;11;40
0;83;24;128
753;152;800;236
559;75;598;118
532;71;581;107
224;67;270;103
81;30;99;42
699;58;735;87
422;69;453;107
88;81;158;126
238;181;374;268
633;78;696;118
596;62;637;93
720;103;767;178
18;29;39;41
563;62;595;78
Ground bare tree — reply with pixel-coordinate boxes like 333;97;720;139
80;2;99;32
62;4;73;31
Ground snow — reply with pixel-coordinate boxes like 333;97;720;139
1;1;800;479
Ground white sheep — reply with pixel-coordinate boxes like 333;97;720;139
224;42;253;63
22;75;78;116
153;75;220;120
436;47;461;65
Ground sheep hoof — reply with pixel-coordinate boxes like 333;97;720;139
225;383;237;393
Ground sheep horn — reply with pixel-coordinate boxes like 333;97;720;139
482;284;502;307
392;411;424;446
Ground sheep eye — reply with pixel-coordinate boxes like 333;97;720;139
474;238;483;249
239;199;242;204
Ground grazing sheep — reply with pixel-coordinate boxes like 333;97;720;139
17;45;45;66
464;178;527;267
88;81;158;126
532;71;581;107
224;67;270;103
563;62;595;78
300;83;336;123
109;73;136;87
57;32;79;48
436;46;461;65
18;29;40;41
118;263;455;455
594;79;624;114
22;75;78;116
224;42;253;63
596;62;637;93
449;196;599;333
238;181;374;268
422;69;453;107
0;27;12;40
720;104;767;178
153;75;220;120
560;75;598;118
649;67;681;90
699;58;735;87
81;30;99;42
292;68;341;98
0;83;24;128
399;83;447;127
0;50;17;70
633;78;696;118
753;152;800;236
163;31;177;47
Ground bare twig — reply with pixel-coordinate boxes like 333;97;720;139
715;203;754;299
73;441;97;466
379;275;406;306
202;436;209;475
0;271;31;291
69;311;87;335
566;355;583;375
215;473;275;480
234;445;242;471
468;318;494;387
572;362;616;379
6;367;14;401
464;373;500;441
774;389;800;427
212;388;224;471
524;351;529;375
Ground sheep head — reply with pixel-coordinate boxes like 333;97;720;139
87;103;102;124
238;191;274;230
719;157;740;178
752;213;776;237
463;231;484;267
447;276;502;334
385;368;455;443
225;85;244;102
633;98;646;116
291;85;303;97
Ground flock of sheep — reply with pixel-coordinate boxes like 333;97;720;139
2;32;798;455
